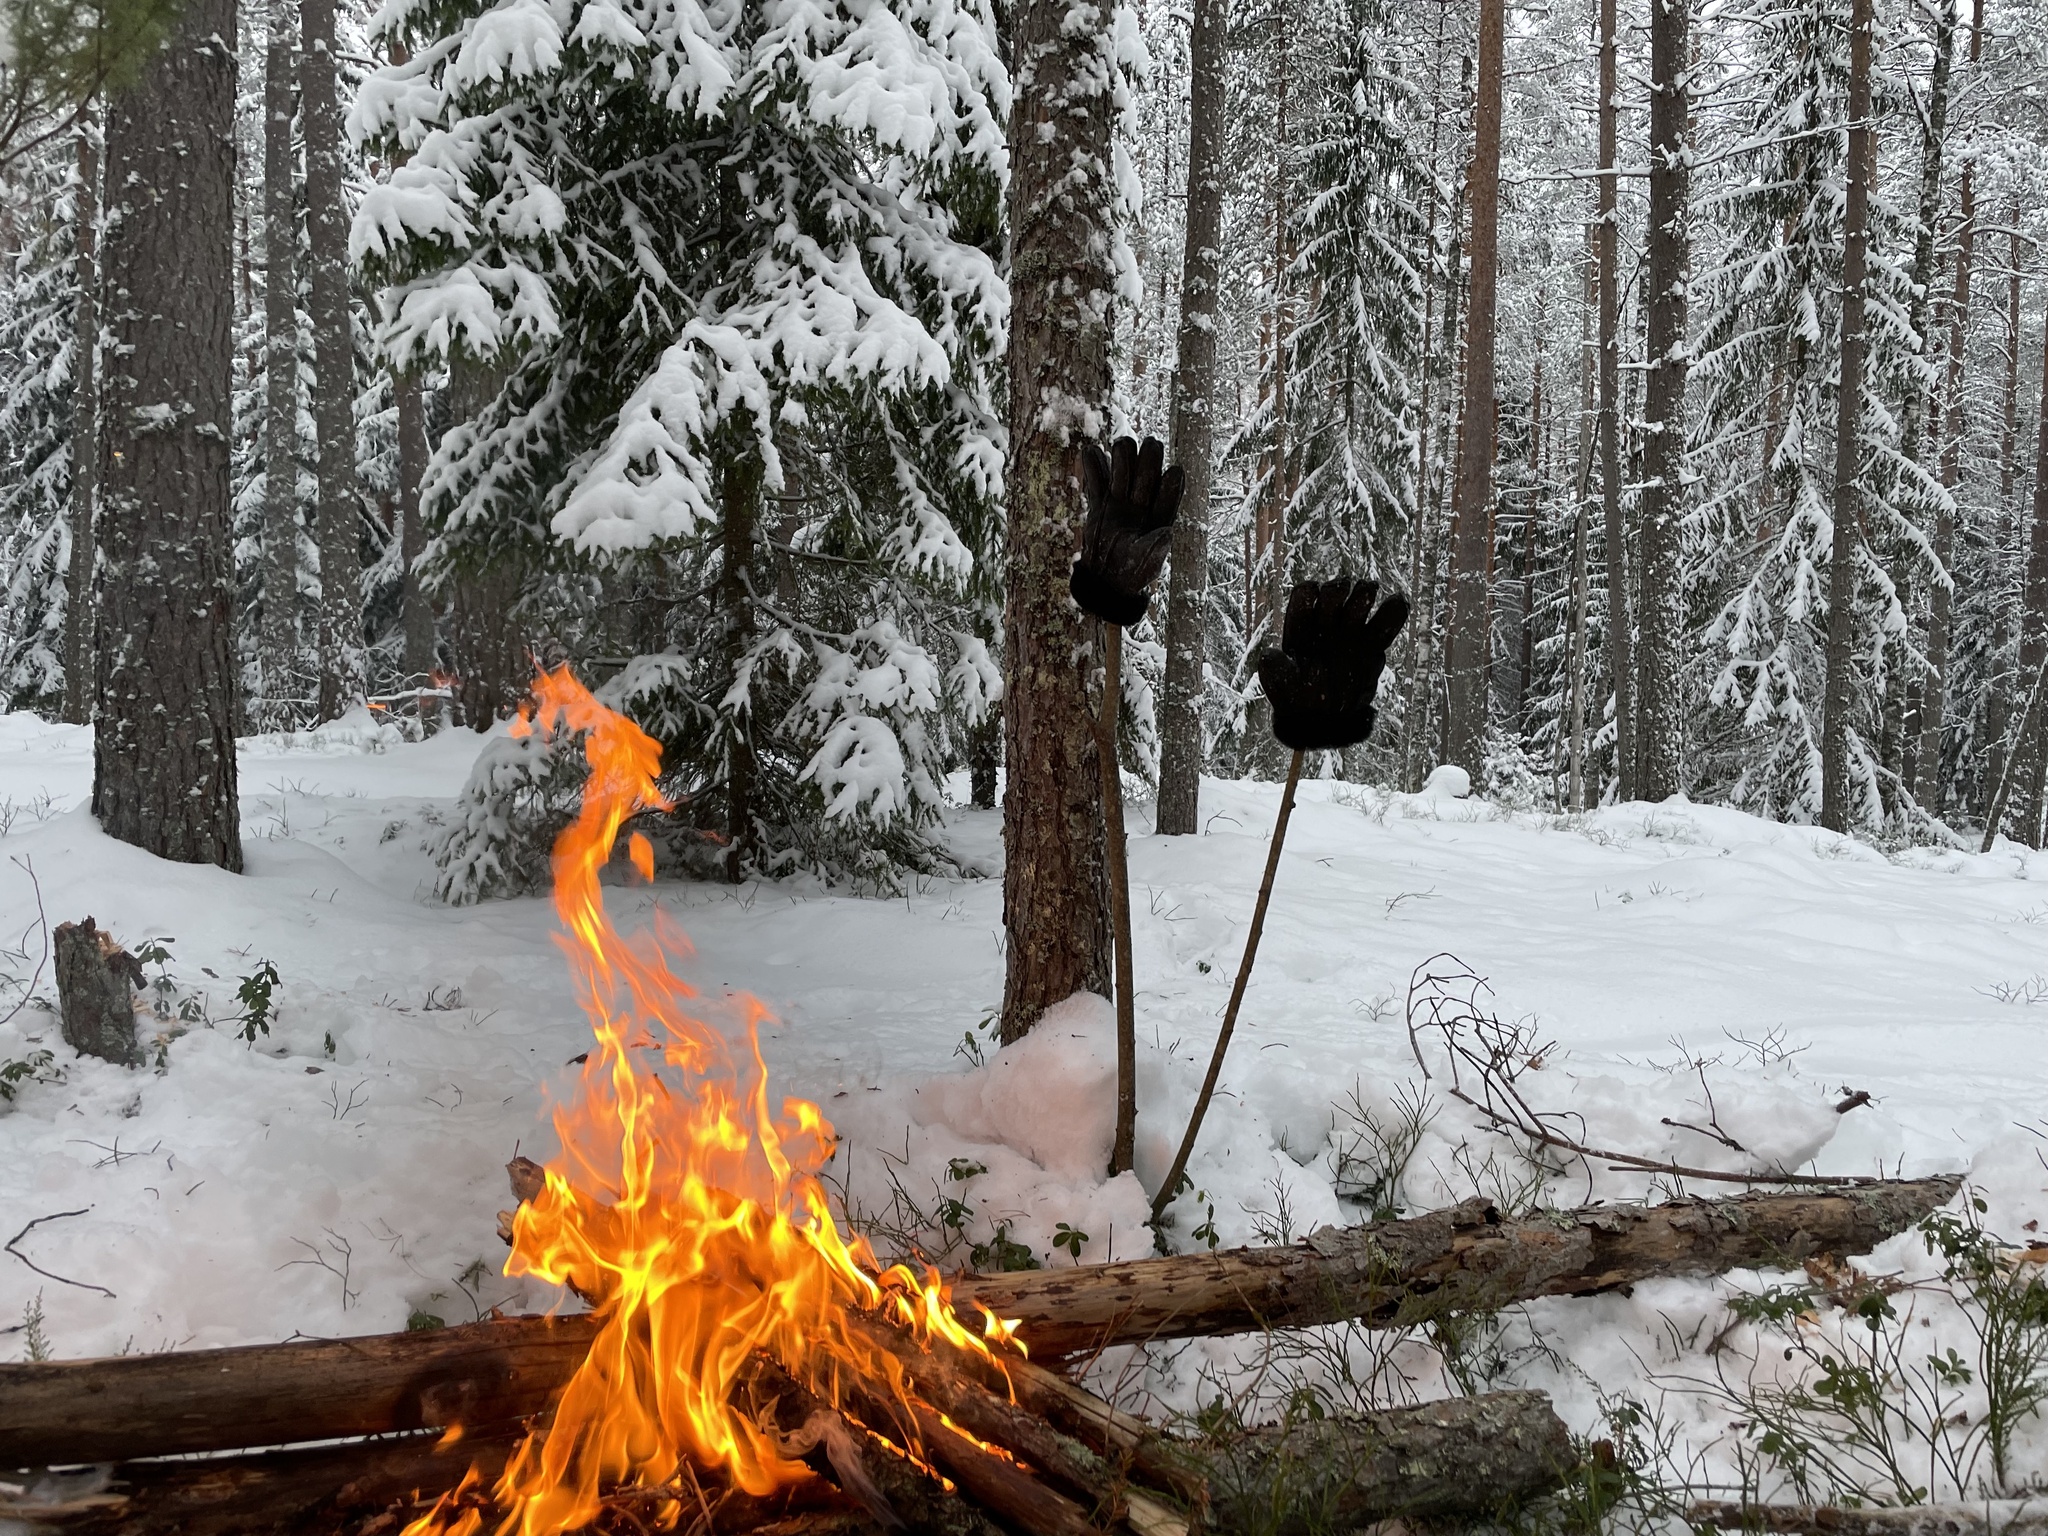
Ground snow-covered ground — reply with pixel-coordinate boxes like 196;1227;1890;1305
5;713;2048;1495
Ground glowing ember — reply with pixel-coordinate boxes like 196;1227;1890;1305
406;667;1015;1536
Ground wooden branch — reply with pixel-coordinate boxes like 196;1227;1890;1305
0;1179;1958;1469
1693;1502;2048;1536
1198;1389;1574;1529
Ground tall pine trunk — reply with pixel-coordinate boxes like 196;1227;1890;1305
262;0;298;707
1911;0;1979;809
396;369;433;681
1596;0;1632;802
2017;306;2048;846
93;0;243;871
61;123;98;726
1987;210;2023;804
1819;0;1876;834
1155;0;1225;836
304;0;359;720
1444;0;1503;780
719;431;761;884
1634;0;1690;801
1000;0;1118;1039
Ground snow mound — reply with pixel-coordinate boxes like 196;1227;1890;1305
1420;764;1471;799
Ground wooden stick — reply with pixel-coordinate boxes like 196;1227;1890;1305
1151;746;1304;1221
1693;1501;2048;1536
1097;622;1139;1177
0;1178;1957;1468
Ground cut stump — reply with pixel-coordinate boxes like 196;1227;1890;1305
52;918;143;1067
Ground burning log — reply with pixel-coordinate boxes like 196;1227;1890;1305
0;1177;1957;1470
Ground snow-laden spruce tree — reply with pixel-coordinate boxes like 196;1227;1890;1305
351;0;1008;896
0;142;84;716
1690;0;1941;827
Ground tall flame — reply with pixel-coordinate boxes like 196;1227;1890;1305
409;667;1010;1536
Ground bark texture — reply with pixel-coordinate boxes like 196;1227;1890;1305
1597;0;1633;801
1198;1390;1572;1535
1819;0;1876;834
1153;0;1225;837
1634;0;1689;802
1917;157;1973;808
2016;293;2048;846
52;917;142;1066
0;1177;1957;1469
999;0;1117;1037
1443;0;1504;780
260;0;298;701
396;368;434;680
303;0;360;721
91;0;243;871
60;125;98;727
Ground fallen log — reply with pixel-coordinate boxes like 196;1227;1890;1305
1691;1502;2048;1536
0;1178;1957;1469
1196;1390;1574;1535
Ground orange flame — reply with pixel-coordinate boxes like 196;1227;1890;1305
406;667;1011;1536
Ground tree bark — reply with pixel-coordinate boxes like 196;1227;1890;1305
1987;207;2024;805
0;1177;1958;1469
1819;0;1876;834
1634;0;1690;803
303;0;359;721
91;0;243;872
719;432;761;883
1597;0;1633;802
260;0;298;712
999;0;1117;1037
2014;289;2048;847
396;368;434;682
1443;0;1504;781
60;124;98;727
1153;0;1224;837
1198;1391;1572;1535
52;917;143;1066
1916;159;1974;810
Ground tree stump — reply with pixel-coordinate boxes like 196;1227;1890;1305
53;918;145;1066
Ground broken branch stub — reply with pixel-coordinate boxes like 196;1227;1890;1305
52;918;144;1067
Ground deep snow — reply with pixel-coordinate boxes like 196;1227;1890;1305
4;713;2047;1496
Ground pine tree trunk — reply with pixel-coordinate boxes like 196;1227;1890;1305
719;432;761;884
1912;0;1979;810
1916;162;1974;810
92;0;243;872
1596;0;1632;802
999;0;1116;1038
1443;0;1503;782
2015;297;2048;847
443;355;525;730
396;370;433;682
1634;0;1690;803
1567;232;1594;809
61;124;99;727
1819;0;1876;835
1154;0;1225;837
261;0;298;712
1986;209;2023;806
303;0;358;721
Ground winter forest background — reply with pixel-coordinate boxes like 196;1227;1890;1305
6;0;2048;902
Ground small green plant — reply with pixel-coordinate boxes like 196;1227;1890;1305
19;1292;49;1362
407;1308;446;1332
323;1031;336;1059
945;1158;987;1182
1192;1196;1221;1251
0;1048;52;1101
954;1010;998;1068
235;960;281;1043
969;1223;1039;1273
134;935;177;1018
1052;1221;1089;1260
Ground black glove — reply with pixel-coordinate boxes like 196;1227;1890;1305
1256;578;1411;752
1070;435;1184;627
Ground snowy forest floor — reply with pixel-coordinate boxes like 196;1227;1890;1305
5;713;2048;1504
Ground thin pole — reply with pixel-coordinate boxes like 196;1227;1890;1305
1150;748;1304;1222
1098;625;1138;1176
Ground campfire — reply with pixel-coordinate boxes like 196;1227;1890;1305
405;668;1025;1536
